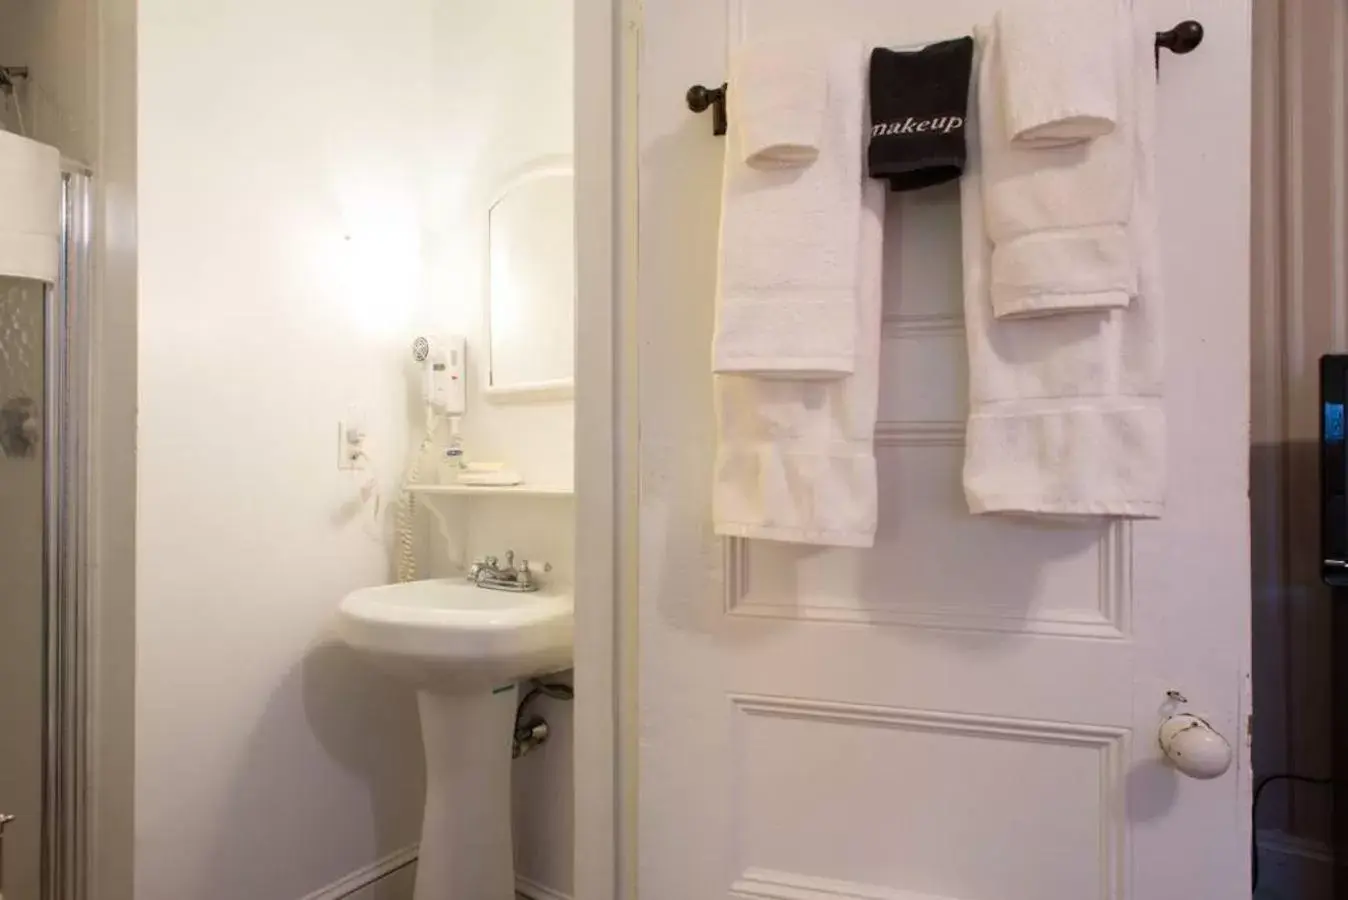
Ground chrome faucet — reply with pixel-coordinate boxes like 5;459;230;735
467;550;551;592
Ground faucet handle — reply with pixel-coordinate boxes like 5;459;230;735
483;555;498;568
519;560;552;577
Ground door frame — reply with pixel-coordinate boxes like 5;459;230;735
574;1;640;899
84;0;139;896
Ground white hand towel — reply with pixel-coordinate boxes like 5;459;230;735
960;22;1164;518
735;38;829;168
713;180;886;547
982;3;1137;319
713;42;866;379
996;1;1120;148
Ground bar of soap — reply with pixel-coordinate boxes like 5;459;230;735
458;471;523;486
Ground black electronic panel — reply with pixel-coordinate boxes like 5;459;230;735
1323;355;1348;584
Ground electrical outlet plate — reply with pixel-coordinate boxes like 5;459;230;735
338;421;366;470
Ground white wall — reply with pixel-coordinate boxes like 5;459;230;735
422;2;577;895
136;0;577;894
136;0;438;896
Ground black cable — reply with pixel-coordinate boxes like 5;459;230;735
1251;773;1334;891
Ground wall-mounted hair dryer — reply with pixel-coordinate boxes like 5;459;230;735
412;334;467;416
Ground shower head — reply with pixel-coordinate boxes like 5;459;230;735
0;66;29;94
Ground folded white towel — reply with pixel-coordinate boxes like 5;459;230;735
712;41;866;379
982;3;1136;319
961;22;1164;518
713;180;886;547
0;131;61;283
996;0;1120;148
735;38;829;168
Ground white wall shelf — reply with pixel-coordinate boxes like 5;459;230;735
407;483;574;577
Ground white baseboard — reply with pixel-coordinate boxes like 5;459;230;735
516;874;574;900
298;846;570;900
300;844;420;900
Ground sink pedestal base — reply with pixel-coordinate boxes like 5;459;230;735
413;686;517;900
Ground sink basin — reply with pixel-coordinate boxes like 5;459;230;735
335;578;573;691
334;578;573;900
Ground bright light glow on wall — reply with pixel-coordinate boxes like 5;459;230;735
315;168;424;339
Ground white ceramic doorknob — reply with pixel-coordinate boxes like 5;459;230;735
1158;713;1232;779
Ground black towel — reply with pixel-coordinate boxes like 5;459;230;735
868;38;975;192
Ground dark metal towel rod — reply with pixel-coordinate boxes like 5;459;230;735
688;19;1205;137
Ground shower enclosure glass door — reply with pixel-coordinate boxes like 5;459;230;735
0;163;90;900
0;272;48;900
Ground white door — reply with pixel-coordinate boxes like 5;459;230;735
634;1;1252;898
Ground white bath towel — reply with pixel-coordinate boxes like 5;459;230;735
713;41;866;379
996;0;1119;148
735;38;829;168
961;21;1164;518
0;131;61;283
713;180;886;546
982;2;1137;319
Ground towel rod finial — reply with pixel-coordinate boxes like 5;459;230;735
1156;20;1204;56
686;83;728;136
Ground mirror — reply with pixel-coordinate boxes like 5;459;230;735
486;158;576;400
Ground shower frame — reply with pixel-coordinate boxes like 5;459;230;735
38;162;93;900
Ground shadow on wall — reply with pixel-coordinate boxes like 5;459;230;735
302;637;426;832
1250;442;1335;828
1338;591;1348;900
202;639;424;898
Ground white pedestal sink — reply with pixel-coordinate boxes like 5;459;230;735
335;579;573;900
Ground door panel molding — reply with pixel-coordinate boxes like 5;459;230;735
726;522;1131;639
728;695;1129;900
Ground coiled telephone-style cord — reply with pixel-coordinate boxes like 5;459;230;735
396;410;437;583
